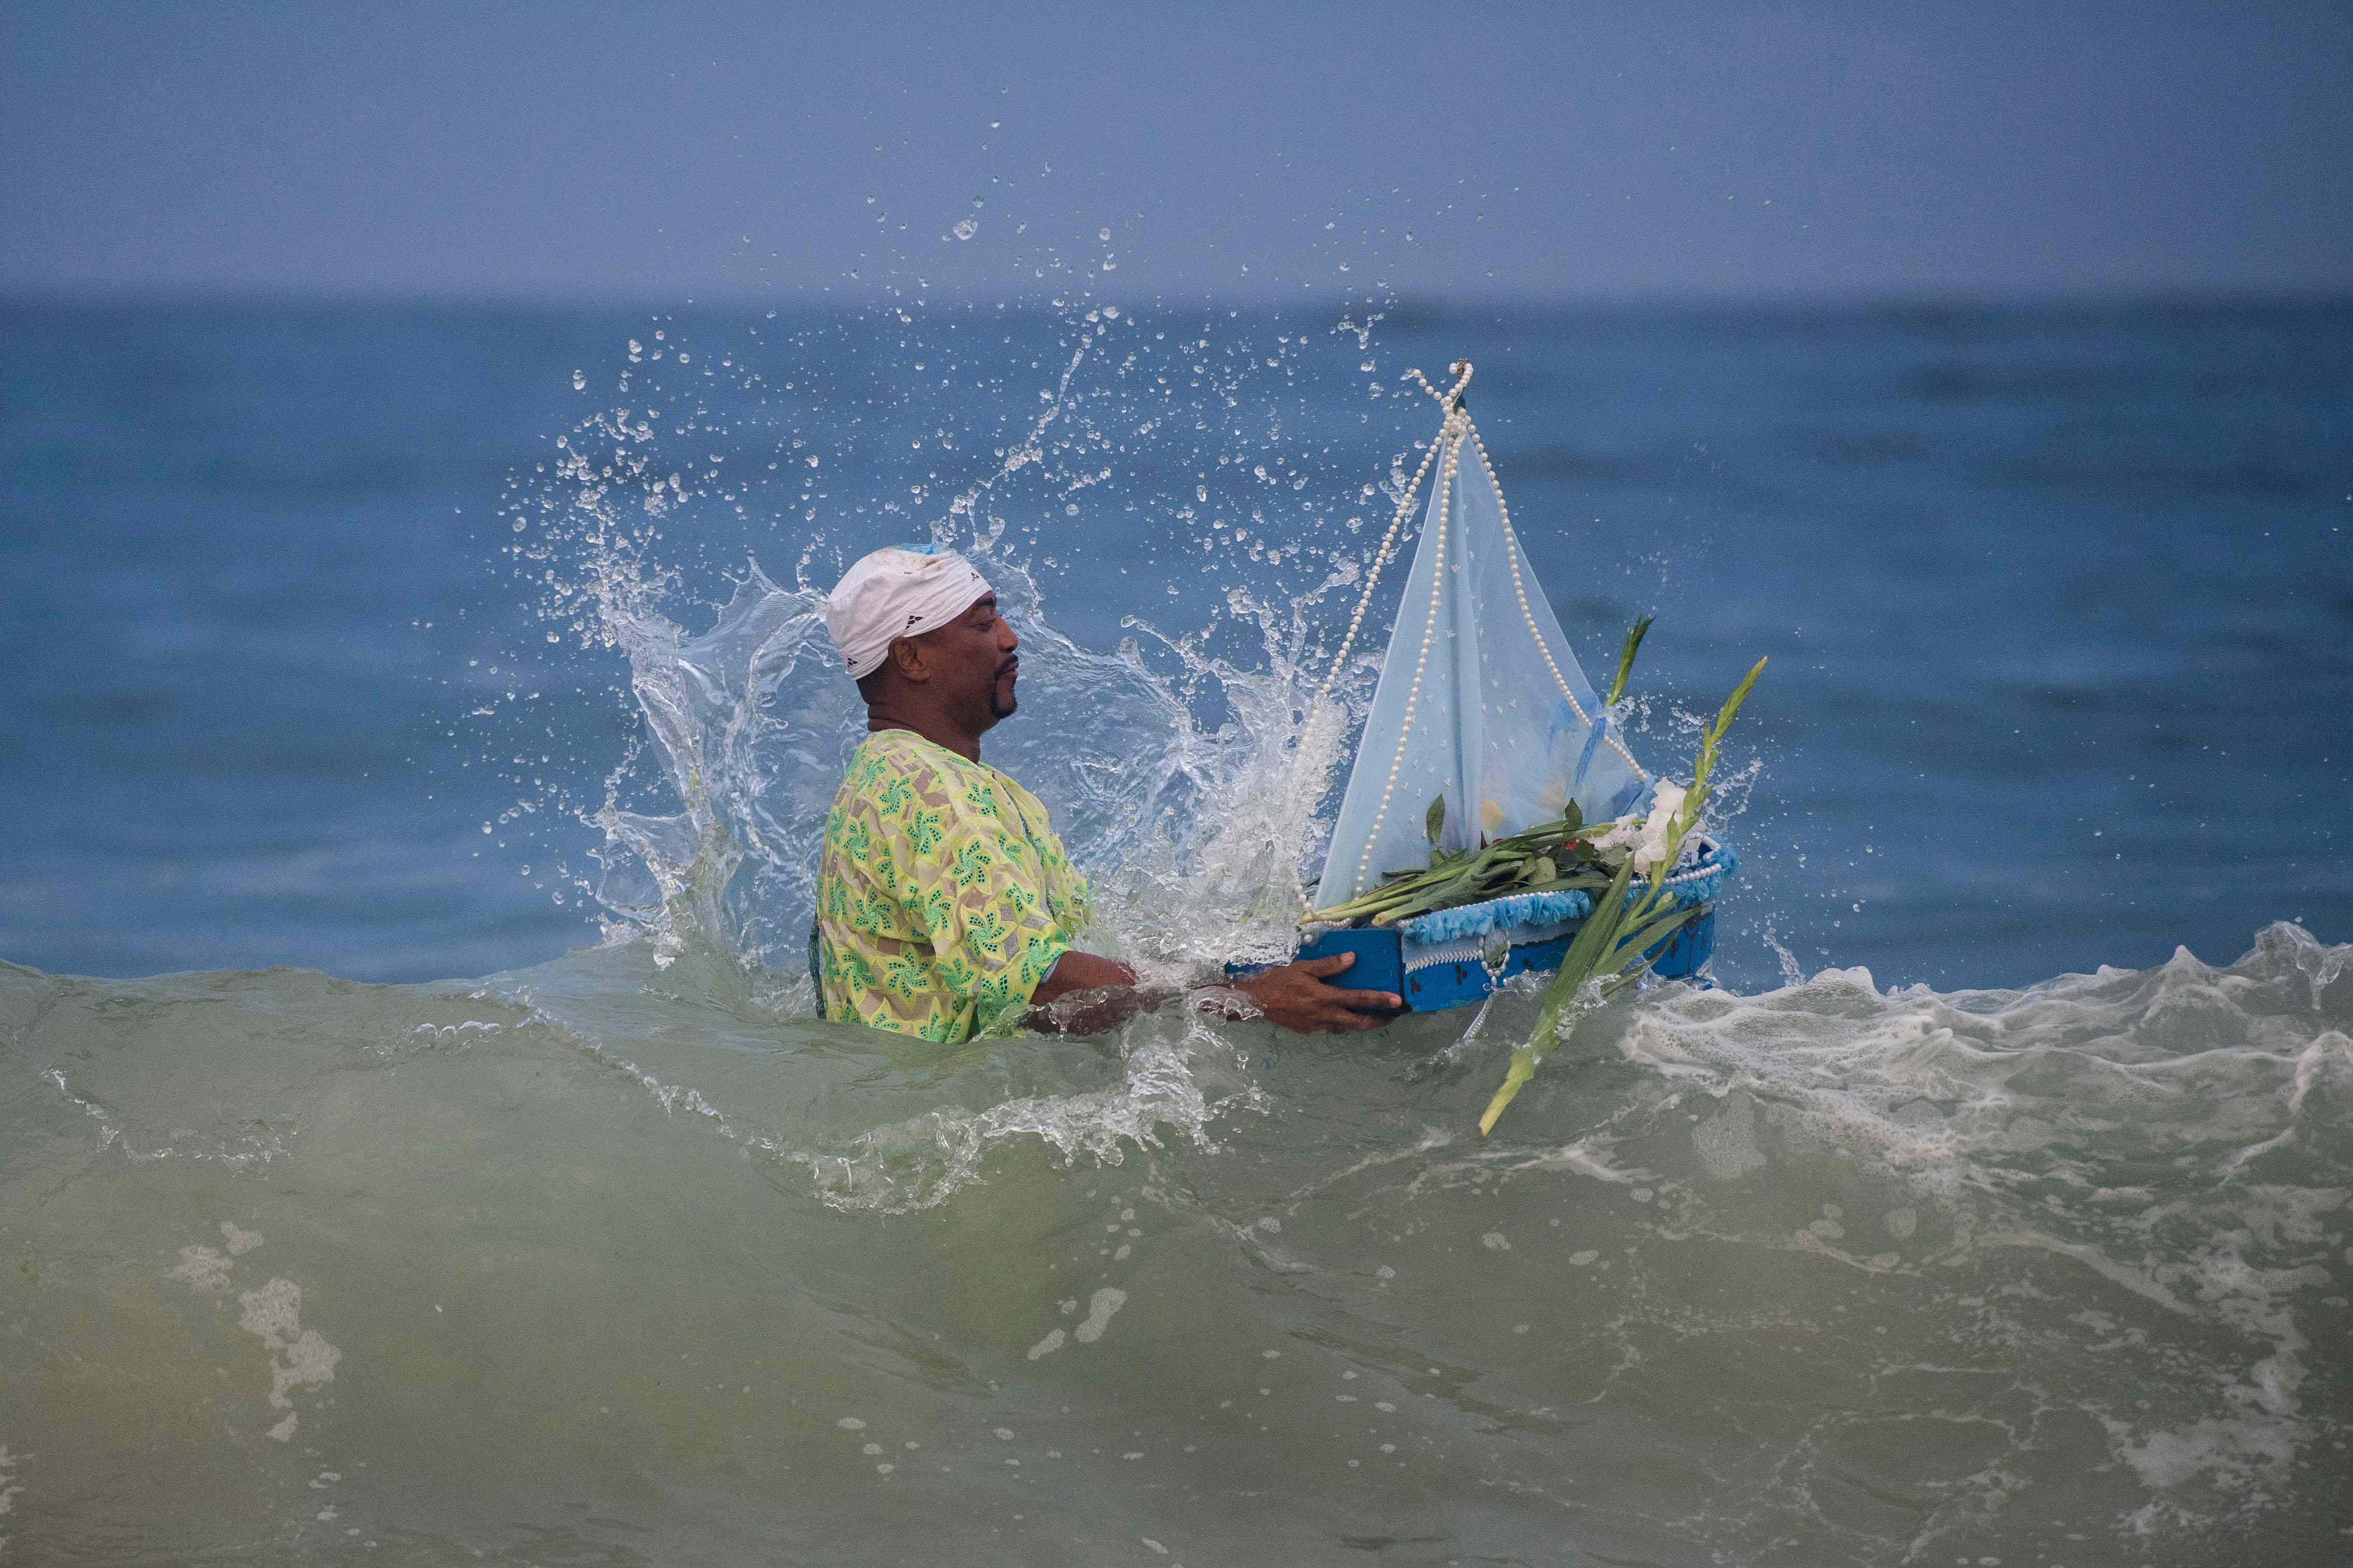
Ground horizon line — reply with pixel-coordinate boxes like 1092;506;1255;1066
4;281;2348;317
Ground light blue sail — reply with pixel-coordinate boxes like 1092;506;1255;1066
1317;417;1648;906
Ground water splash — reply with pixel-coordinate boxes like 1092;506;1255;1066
522;301;1407;996
464;301;1433;1212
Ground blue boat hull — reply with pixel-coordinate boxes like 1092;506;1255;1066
1293;906;1716;1013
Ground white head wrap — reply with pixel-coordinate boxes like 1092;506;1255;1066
825;545;994;680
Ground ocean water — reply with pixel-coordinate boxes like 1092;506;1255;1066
2;297;2350;1564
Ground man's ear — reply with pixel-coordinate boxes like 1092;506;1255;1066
888;636;930;683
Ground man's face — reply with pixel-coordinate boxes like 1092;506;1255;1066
917;592;1020;730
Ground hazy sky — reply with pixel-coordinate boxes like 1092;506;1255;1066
4;1;2346;304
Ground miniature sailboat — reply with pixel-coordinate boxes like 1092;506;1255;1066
1298;361;1733;1010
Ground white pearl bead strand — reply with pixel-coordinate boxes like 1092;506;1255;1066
1352;422;1458;898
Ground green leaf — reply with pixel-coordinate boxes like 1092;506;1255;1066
1484;859;1637;1137
1531;859;1635;1035
1601;904;1700;974
1425;794;1446;845
1606;615;1654;706
1691;656;1767;801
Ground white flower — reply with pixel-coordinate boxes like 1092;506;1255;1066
1585;780;1686;872
1631;780;1687;873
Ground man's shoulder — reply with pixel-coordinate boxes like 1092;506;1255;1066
846;729;942;785
838;731;983;821
981;765;1053;826
837;730;1061;836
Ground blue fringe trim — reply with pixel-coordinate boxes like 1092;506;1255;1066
1395;889;1592;943
1392;838;1737;944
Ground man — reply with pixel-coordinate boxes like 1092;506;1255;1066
812;544;1402;1043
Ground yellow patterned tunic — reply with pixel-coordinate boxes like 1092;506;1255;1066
814;729;1090;1043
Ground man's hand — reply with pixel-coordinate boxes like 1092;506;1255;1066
1025;948;1402;1037
1230;952;1403;1033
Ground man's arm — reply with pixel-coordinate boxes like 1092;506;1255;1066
1030;950;1402;1035
1026;950;1151;1035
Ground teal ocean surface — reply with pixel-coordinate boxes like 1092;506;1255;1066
2;297;2348;1564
